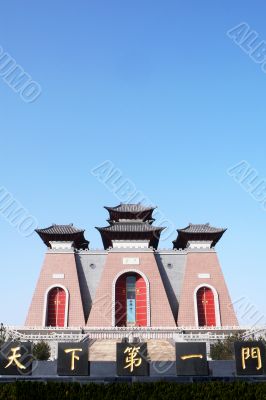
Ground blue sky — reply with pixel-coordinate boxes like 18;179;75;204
0;0;266;325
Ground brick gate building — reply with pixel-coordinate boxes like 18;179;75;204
25;204;238;329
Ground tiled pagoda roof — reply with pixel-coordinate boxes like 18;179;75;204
36;224;89;249
105;203;155;222
97;222;163;233
173;223;226;249
105;204;155;213
97;204;164;249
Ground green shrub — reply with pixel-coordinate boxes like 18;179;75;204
0;381;266;400
0;324;6;347
32;341;51;361
210;333;245;360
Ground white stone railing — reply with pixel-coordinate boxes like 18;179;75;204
4;325;266;360
241;326;266;339
6;326;83;331
4;325;253;341
7;325;247;332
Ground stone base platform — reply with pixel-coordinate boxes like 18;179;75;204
89;339;176;361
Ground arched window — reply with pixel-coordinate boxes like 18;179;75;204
196;286;216;327
115;272;147;327
46;287;66;327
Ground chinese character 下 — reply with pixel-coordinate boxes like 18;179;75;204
64;348;83;371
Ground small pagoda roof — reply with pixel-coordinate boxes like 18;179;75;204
96;221;164;249
173;223;226;249
178;223;226;234
104;203;155;222
36;224;89;249
97;222;163;233
105;204;155;213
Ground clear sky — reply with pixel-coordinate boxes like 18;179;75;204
0;0;266;326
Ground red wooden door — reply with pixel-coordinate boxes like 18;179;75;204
47;287;66;327
115;273;147;327
115;275;127;326
136;275;147;326
197;286;216;326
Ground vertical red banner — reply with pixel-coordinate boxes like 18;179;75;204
136;275;147;326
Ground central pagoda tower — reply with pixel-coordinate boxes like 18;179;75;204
87;204;176;327
96;204;164;249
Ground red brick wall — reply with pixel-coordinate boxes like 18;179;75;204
87;251;176;327
177;251;238;327
25;252;85;327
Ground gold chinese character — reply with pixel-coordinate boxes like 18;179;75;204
64;348;83;371
124;346;142;372
241;347;262;370
181;354;203;360
5;347;26;370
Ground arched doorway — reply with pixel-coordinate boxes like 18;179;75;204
115;272;147;327
197;286;216;326
46;287;66;327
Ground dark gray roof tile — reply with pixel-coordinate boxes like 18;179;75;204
178;223;226;234
97;222;164;233
36;224;84;235
36;224;89;249
105;204;155;213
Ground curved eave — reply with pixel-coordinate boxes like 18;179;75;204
104;207;156;222
36;230;89;249
173;229;227;249
106;218;155;224
104;205;156;212
96;226;164;250
36;225;85;235
96;225;164;232
177;227;227;235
